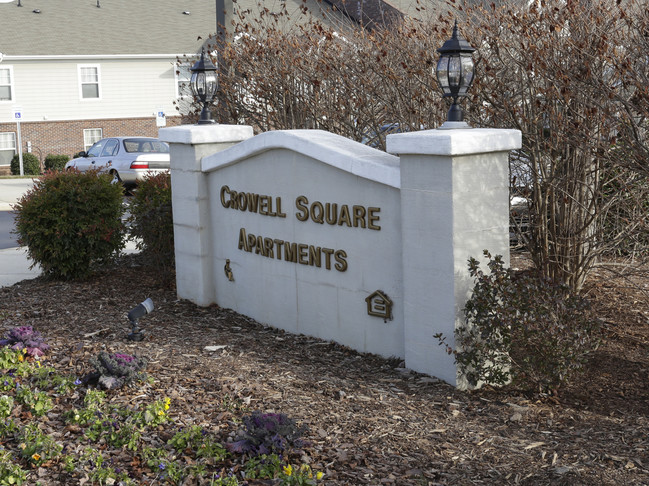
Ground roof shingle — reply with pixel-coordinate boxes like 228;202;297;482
0;0;219;56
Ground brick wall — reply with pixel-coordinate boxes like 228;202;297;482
0;116;183;168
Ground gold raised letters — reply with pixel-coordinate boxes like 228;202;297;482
237;228;348;272
368;207;380;230
229;187;382;274
294;196;381;230
295;195;309;221
221;185;286;218
334;250;348;272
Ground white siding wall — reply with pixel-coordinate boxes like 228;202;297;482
0;57;179;123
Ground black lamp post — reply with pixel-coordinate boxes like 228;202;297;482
436;21;476;124
190;48;218;125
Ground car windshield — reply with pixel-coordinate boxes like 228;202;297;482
122;139;169;154
86;141;105;157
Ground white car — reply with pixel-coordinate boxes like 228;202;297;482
65;137;170;187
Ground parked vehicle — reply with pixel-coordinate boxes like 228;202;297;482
65;137;170;187
361;123;403;148
510;191;530;249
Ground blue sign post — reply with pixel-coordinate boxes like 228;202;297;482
12;108;23;176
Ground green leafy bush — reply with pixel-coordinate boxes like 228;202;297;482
44;154;69;172
439;251;601;392
16;423;63;466
10;153;40;176
13;170;125;280
127;172;174;277
168;425;227;460
0;449;27;485
15;386;53;417
0;396;13;420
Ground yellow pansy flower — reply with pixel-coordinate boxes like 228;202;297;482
283;464;293;476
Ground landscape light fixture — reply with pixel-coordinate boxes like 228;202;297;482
126;298;154;341
435;21;476;125
190;48;218;125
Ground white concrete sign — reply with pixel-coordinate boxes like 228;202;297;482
160;125;521;388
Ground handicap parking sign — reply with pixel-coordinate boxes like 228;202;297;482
156;108;166;127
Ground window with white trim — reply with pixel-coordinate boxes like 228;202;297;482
0;132;16;166
0;67;13;102
176;64;192;99
83;128;102;151
78;65;101;99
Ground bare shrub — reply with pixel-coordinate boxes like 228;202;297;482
182;0;649;293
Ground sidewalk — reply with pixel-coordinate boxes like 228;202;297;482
0;240;140;288
0;246;38;287
0;178;35;210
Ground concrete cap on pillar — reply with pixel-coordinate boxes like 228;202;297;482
386;128;521;156
159;124;254;145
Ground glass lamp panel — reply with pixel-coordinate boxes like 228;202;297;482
196;72;206;97
436;56;451;95
460;55;475;95
447;55;461;89
190;72;199;97
205;71;218;98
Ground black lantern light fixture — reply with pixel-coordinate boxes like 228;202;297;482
436;21;476;125
190;48;218;125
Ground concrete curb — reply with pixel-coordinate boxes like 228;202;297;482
0;240;141;288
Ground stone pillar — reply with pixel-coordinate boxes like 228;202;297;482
159;124;254;306
387;128;521;388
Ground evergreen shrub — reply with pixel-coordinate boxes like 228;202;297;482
127;173;174;277
438;251;601;392
10;153;40;176
13;170;125;280
44;154;70;172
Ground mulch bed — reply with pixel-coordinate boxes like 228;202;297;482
0;252;648;485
